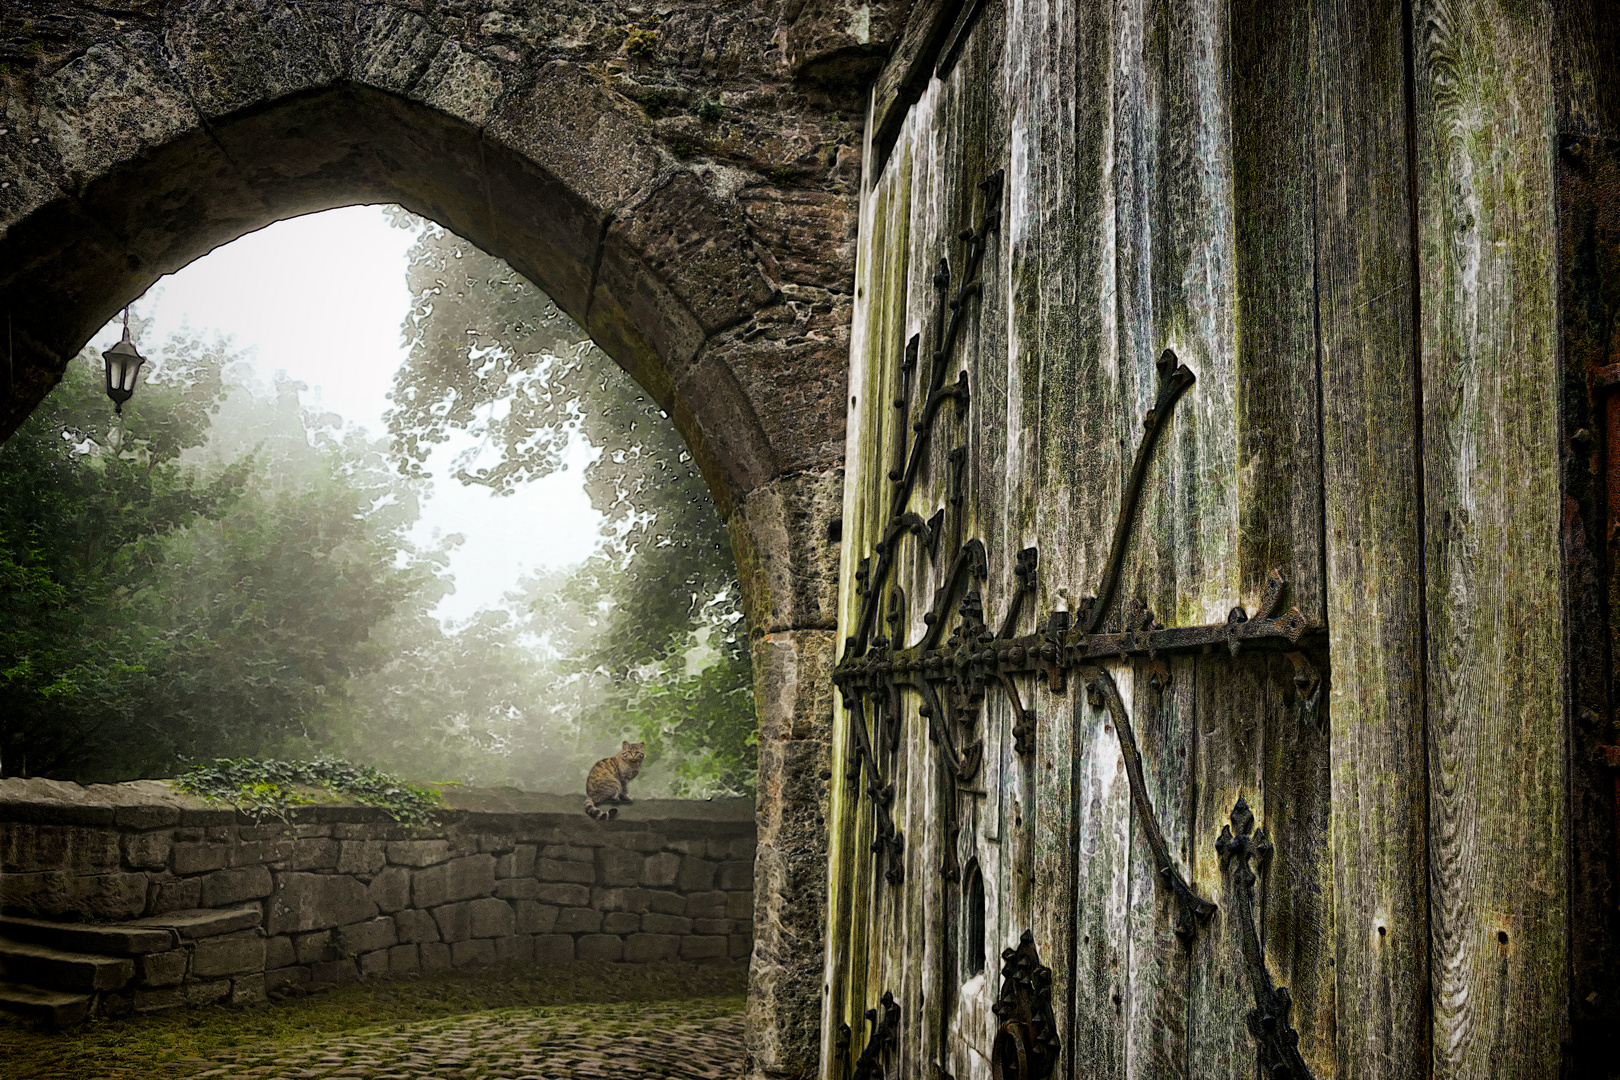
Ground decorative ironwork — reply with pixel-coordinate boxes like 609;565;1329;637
989;930;1060;1080
853;990;902;1080
1081;667;1215;941
1216;798;1317;1080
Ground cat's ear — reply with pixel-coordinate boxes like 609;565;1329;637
622;740;631;751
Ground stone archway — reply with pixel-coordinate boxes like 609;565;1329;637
0;4;904;1075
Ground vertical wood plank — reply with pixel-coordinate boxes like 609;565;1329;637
1004;0;1120;1074
1409;4;1565;1077
1260;653;1337;1076
1230;0;1327;621
1187;654;1265;1080
1312;1;1432;1076
1071;668;1132;1080
1124;654;1194;1080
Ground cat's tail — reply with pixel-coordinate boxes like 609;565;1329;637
583;798;617;820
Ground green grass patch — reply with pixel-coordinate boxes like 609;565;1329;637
0;959;746;1079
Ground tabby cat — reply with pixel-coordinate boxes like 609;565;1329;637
583;741;645;820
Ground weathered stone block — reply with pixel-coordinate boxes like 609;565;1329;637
123;831;173;871
191;931;265;978
535;883;590;907
337;841;387;875
285;838;339;871
591;887;651;913
230;972;267;1005
393;908;440;944
680;935;728;960
576;934;623;962
613;832;667;853
266;964;309;994
494;878;539;901
729;933;753;959
554;907;602;934
495;845;536;878
694;918;734;935
367;866;411;913
642;852;681;888
685;891;728;920
339;917;397;955
484;60;660;216
150;876;202;915
623;934;680;963
332;823;391;841
596;847;643;887
532;934;574;963
647;891;688;916
412;854;496;908
726;891;753;920
387;840;450;867
265;935;296;970
138;949;188;987
536;858;595;884
267;872;377;934
451;938;496;968
358;949;389;978
718;861;754;891
171;842;229;876
1;870;149;921
513;902;559;935
676;857;717;892
494;934;532;964
419;942;451;971
199;865;273;907
467;897;515;939
294;930;334;964
432;902;471;943
389;943;419;974
133;977;231;1012
642;913;693;935
310;959;359;986
2;824;121;874
602;912;640;934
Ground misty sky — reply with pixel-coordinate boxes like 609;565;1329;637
90;205;603;623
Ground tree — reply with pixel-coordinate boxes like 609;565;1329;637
0;329;433;781
384;213;755;795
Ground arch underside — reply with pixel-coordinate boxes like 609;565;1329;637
0;82;807;515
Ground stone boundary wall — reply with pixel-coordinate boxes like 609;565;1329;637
0;779;753;1013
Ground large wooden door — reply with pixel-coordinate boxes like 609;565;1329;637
823;1;1570;1078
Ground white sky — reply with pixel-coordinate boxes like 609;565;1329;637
90;205;603;623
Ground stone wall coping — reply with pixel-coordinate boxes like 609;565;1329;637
0;778;755;832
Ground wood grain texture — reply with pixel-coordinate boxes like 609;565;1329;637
1312;1;1432;1077
1187;654;1265;1080
1124;656;1194;1080
1230;0;1326;623
1409;3;1566;1077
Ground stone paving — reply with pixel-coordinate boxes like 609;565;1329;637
173;1000;743;1080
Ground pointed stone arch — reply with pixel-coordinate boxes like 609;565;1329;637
0;4;903;1075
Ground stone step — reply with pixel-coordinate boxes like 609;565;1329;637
126;906;262;939
0;980;92;1027
0;915;174;956
0;938;135;993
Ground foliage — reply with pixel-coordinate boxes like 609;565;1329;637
0;329;434;781
171;757;443;824
382;213;755;796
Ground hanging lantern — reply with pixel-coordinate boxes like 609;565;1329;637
102;309;145;414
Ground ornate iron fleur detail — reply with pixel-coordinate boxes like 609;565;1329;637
990;930;1060;1080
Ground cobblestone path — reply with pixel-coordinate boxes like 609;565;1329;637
175;1000;743;1080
